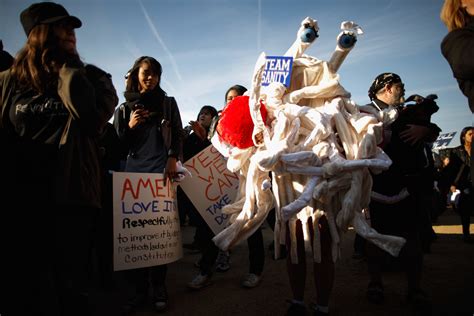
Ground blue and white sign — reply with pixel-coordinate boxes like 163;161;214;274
433;132;457;149
261;56;293;87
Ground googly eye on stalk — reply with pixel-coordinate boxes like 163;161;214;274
337;21;363;50
300;24;319;43
327;22;363;73
338;32;357;49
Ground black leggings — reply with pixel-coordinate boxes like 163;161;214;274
247;228;265;275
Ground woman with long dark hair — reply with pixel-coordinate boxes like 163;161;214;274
0;2;117;315
113;55;183;313
447;126;473;242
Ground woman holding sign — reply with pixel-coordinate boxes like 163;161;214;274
188;84;266;290
113;56;183;313
179;105;219;227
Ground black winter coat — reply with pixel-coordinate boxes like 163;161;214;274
113;92;183;172
441;19;474;113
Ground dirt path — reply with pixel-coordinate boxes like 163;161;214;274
92;209;474;316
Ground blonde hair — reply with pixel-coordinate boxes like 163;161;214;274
440;0;469;31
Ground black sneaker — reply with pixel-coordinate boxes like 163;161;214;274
153;285;168;312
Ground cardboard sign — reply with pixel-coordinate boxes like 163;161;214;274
261;56;293;87
179;145;240;234
112;172;182;271
433;132;457;149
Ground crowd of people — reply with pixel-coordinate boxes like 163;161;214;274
0;1;472;316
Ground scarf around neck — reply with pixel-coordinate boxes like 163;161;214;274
124;89;165;113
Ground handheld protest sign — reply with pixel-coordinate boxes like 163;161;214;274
261;56;293;87
433;132;457;149
113;172;182;271
179;145;240;235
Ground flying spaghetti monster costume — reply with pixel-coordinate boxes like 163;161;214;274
210;17;406;264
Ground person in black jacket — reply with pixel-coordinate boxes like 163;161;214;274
113;56;183;314
179;105;218;228
181;105;222;288
363;73;439;312
441;0;474;114
396;94;441;253
0;3;117;315
444;126;473;242
440;0;474;194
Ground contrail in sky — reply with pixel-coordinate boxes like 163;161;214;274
257;0;262;52
138;0;183;82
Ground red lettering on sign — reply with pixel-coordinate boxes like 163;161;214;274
213;159;226;173
121;178;137;199
217;178;232;193
121;176;167;200
154;178;167;197
198;167;215;182
223;171;239;184
184;157;199;175
197;151;212;168
137;178;155;197
205;182;219;201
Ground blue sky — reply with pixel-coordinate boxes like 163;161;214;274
1;0;472;148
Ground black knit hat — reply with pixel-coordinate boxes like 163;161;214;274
20;2;82;36
368;73;402;100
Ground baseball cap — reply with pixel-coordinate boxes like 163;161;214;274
20;2;82;36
